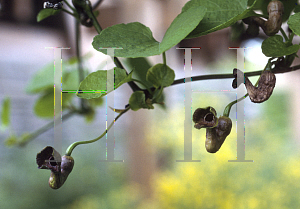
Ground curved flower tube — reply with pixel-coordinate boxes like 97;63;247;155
193;107;232;153
36;146;74;189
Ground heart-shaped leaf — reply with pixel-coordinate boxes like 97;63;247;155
146;64;175;88
262;35;300;57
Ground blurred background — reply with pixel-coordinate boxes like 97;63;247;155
1;0;300;208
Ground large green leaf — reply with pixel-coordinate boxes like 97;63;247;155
159;6;206;53
184;0;257;38
37;8;61;22
261;35;300;57
288;13;300;36
92;5;206;58
146;64;175;88
76;67;132;99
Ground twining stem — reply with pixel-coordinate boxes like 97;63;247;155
63;0;76;13
18;111;76;146
170;64;300;87
223;93;248;117
65;107;130;156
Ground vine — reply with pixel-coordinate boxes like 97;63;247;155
1;0;300;189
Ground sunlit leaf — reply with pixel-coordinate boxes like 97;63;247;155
262;35;300;57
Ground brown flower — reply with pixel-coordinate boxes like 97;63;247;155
36;146;74;189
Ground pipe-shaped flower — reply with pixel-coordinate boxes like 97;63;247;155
193;107;232;153
36;146;74;189
192;106;218;129
232;68;276;103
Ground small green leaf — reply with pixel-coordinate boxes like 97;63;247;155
37;8;61;22
129;91;153;111
4;132;31;147
1;97;11;130
262;35;300;57
183;0;257;38
146;64;175;88
288;13;300;36
4;134;18;146
76;67;133;99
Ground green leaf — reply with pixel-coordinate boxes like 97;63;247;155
261;35;300;57
159;6;206;53
1;97;11;130
146;64;175;88
4;134;18;146
76;67;132;99
129;91;153;111
288;13;300;36
25;63;54;94
34;91;54;118
294;5;300;13
92;22;160;58
92;5;206;58
123;57;153;89
37;8;61;22
183;0;257;38
34;91;72;118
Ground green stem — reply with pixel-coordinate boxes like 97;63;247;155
223;93;248;117
19;111;76;146
280;27;288;42
170;64;300;87
75;19;89;112
65;107;130;156
85;6;141;92
61;8;75;17
162;52;167;65
63;0;76;13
